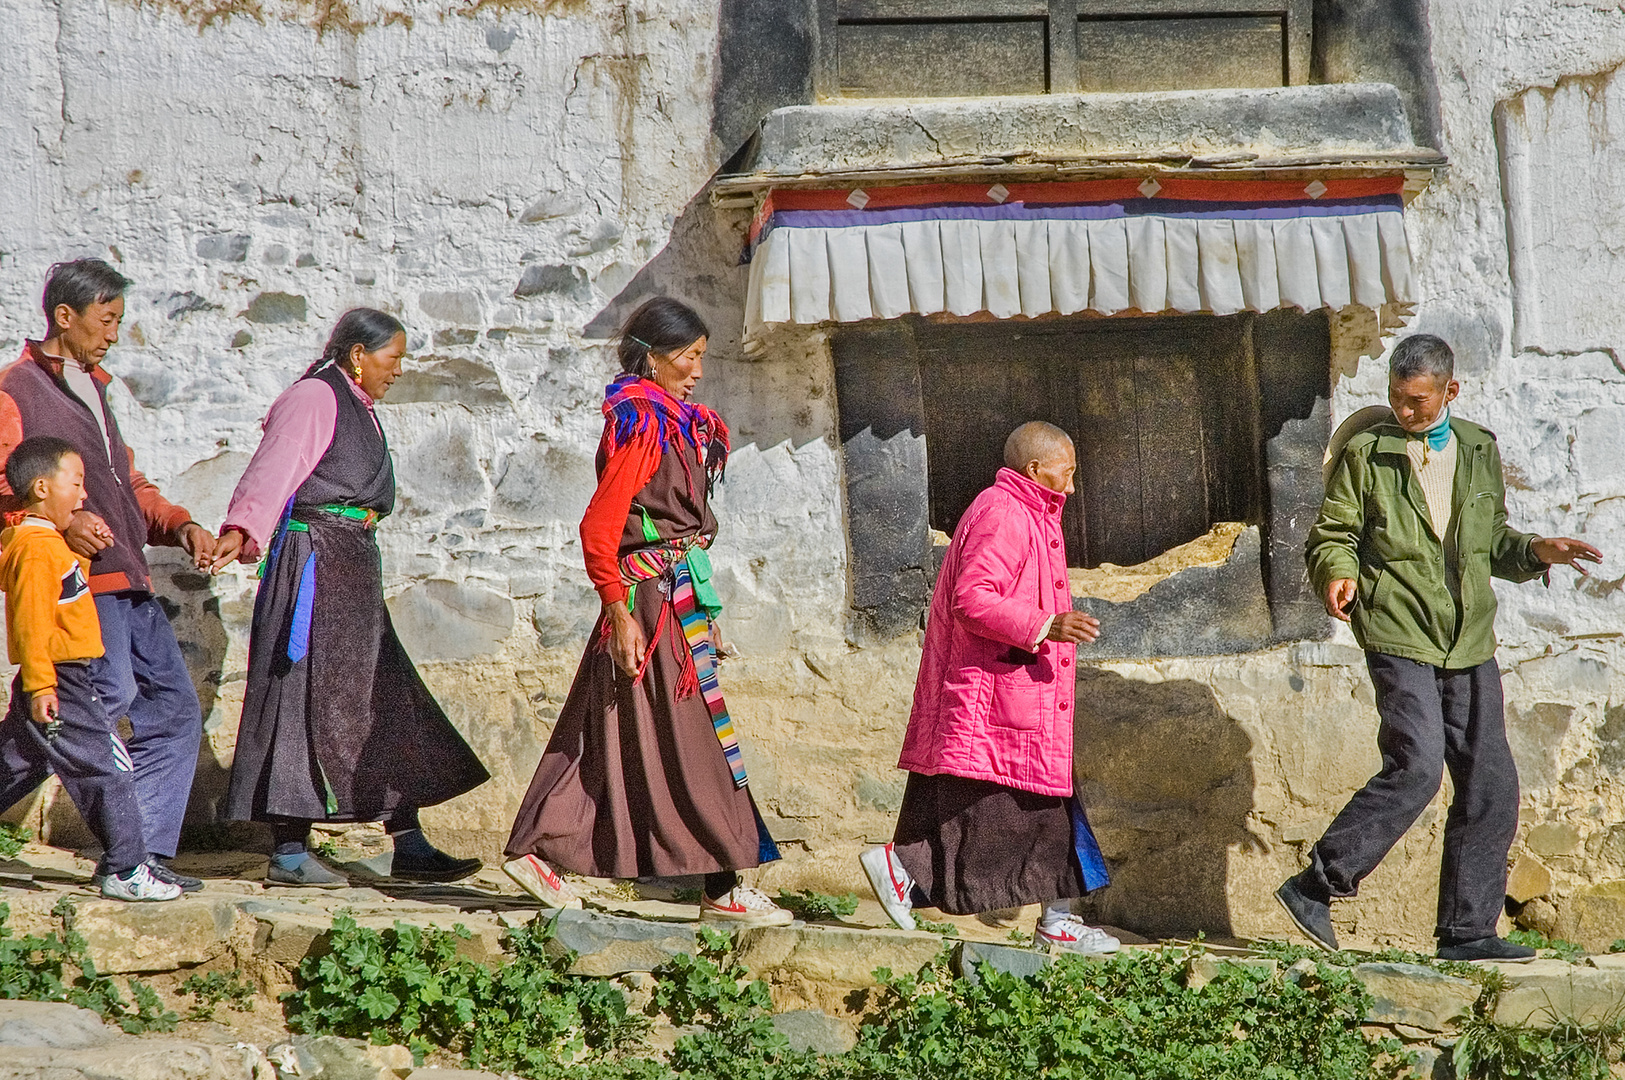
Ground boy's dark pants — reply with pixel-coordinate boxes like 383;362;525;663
0;663;147;875
1304;652;1518;942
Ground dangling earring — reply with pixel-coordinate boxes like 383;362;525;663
350;362;363;381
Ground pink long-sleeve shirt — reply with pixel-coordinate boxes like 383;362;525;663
220;374;379;560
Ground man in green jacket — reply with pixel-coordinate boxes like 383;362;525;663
1277;334;1602;962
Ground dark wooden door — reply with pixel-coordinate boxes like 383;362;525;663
916;315;1258;568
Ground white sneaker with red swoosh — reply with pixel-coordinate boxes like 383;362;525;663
699;885;794;927
502;854;582;909
859;843;917;931
1036;915;1120;955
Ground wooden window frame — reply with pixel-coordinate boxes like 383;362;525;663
814;0;1311;98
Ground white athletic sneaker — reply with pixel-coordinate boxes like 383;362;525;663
502;854;582;909
699;885;794;928
859;843;917;931
1035;915;1120;955
100;862;182;903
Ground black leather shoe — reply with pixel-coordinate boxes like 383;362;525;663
1276;874;1338;951
148;858;203;893
392;849;483;883
1437;936;1537;962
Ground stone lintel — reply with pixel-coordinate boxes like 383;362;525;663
721;84;1440;189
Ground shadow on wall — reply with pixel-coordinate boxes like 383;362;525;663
583;189;829;453
1072;667;1261;938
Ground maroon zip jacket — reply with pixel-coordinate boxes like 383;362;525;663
0;342;193;595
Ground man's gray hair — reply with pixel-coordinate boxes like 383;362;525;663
1389;334;1455;382
1004;421;1073;471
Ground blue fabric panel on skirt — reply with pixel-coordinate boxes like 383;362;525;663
1069;798;1110;893
753;801;782;865
287;553;317;664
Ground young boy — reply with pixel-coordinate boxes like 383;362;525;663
0;437;179;901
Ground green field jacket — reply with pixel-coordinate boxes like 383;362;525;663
1305;417;1547;669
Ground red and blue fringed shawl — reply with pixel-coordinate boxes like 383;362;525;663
601;374;730;492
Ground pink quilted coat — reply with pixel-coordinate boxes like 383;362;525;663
898;467;1077;797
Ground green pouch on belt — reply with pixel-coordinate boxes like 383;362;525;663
685;546;723;619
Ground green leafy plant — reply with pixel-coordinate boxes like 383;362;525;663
1508;928;1587;963
0;898;175;1034
1005;928;1033;946
913;917;959;937
772;890;859;922
180;969;257;1021
0;822;29;861
1611;939;1625;954
284;912;650;1073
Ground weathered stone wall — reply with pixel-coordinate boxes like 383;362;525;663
2;0;1625;951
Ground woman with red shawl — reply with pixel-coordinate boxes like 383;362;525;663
503;298;789;927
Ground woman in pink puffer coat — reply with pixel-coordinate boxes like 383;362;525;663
860;422;1117;955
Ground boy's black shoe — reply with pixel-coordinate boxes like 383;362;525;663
391;849;483;883
1437;936;1537;962
1275;873;1338;951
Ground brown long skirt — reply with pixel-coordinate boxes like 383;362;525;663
892;772;1091;915
504;579;771;878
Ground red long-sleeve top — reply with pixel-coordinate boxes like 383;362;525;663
578;429;663;606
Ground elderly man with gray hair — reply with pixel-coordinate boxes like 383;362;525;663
1277;334;1602;962
860;422;1116;953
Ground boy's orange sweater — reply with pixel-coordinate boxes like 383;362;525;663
0;518;103;692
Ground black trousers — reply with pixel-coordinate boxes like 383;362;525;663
1306;653;1517;942
0;664;148;874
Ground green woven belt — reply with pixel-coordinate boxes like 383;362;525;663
284;504;378;534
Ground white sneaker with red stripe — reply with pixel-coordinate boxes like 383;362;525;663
699;885;794;927
1035;915;1120;955
859;844;917;931
502;854;581;909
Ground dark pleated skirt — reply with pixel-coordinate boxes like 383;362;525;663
224;514;490;823
504;577;775;878
891;772;1098;915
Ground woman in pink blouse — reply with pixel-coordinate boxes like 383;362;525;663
210;309;489;887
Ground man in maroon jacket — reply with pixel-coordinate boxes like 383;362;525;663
0;259;218;892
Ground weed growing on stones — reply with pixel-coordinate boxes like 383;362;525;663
0;822;28;861
1453;1015;1625;1080
912;917;959;937
773;891;859;922
181;969;257;1021
0;898;177;1033
1508;928;1587;963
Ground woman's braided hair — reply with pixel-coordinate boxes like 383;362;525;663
303;308;406;379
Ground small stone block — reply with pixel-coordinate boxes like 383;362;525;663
1492;962;1625;1029
0;1000;113;1049
1186;954;1279;990
956;940;1053;984
1506;854;1553;904
1353;962;1478;1031
548;908;698;976
771;1009;858;1056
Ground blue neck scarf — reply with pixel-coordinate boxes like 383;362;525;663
1418;407;1452;452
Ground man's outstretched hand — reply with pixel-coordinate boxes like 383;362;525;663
1046;611;1101;645
1324;579;1357;622
1532;537;1604;575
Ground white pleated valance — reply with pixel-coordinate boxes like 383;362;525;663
741;180;1415;332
